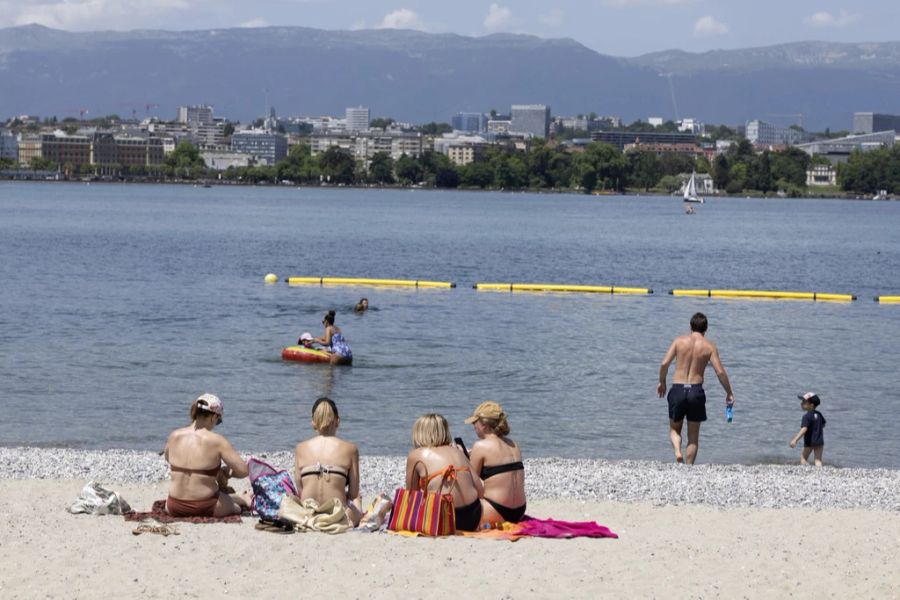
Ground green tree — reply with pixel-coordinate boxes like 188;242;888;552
418;122;453;136
369;117;395;129
434;166;460;188
712;154;730;190
727;162;748;193
769;147;811;187
658;175;682;193
395;154;423;185
629;151;662;191
317;147;356;184
368;151;395;184
459;161;494;188
223;123;235;137
165;140;206;179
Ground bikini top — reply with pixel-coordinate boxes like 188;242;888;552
299;462;349;482
169;463;221;477
480;460;524;480
419;465;470;490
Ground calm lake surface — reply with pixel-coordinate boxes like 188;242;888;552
1;182;898;468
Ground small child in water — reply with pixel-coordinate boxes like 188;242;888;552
297;332;315;348
790;392;826;467
354;298;369;313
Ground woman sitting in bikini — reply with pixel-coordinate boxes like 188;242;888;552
405;413;484;532
164;393;249;517
465;401;527;524
294;397;363;526
313;310;352;365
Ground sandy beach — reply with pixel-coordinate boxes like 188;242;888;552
1;449;899;599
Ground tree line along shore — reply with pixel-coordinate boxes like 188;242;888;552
3;137;899;198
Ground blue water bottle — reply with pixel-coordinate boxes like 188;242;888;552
725;402;733;423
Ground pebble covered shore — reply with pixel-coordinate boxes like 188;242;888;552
1;447;898;511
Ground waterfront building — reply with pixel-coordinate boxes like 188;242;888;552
487;119;511;135
310;131;423;161
433;133;489;166
795;130;895;164
0;129;17;160
201;150;254;171
746;120;802;146
231;130;288;165
647;117;664;127
852;112;900;134
806;165;837;186
40;132;91;166
588;130;697;151
177;105;214;126
451;112;486;133
678;118;704;135
624;140;703;158
16;135;42;166
345;107;370;132
510;105;550;139
190;122;225;147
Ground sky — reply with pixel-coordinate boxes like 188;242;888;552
0;0;898;56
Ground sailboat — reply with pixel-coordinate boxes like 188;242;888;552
683;172;704;204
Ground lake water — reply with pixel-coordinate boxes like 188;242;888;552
1;182;898;468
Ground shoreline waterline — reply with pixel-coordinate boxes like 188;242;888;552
3;447;898;511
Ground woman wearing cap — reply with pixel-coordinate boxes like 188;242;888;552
466;401;526;524
164;394;249;517
313;310;352;365
405;413;484;531
294;397;363;525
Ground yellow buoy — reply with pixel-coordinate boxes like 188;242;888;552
264;273;278;284
670;289;856;302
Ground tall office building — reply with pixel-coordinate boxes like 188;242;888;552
853;112;900;134
345;106;370;132
451;112;486;133
177;105;214;126
510;105;550;139
231;130;288;165
745;120;802;146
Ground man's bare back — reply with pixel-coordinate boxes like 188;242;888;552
656;313;734;464
669;333;716;385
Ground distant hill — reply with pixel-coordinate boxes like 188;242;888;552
2;24;899;130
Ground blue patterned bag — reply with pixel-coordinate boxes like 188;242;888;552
248;457;297;520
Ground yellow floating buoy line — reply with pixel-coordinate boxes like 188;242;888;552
669;289;856;302
474;283;653;295
875;295;900;304
286;276;455;289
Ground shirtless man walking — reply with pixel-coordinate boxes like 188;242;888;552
657;312;734;464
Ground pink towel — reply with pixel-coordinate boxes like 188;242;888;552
517;517;618;539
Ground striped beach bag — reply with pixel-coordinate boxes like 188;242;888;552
388;465;457;536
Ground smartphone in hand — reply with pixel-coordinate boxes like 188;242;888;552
454;437;470;459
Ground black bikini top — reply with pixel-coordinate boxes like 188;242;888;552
299;463;349;481
480;460;524;480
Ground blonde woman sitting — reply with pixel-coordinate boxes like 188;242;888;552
465;401;526;523
164;393;249;517
405;413;484;532
294;397;363;526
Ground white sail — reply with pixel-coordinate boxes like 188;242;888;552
683;171;704;203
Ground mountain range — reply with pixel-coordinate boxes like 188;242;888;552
2;24;900;131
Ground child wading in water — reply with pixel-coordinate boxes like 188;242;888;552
790;392;826;466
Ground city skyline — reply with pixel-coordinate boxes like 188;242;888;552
0;0;898;57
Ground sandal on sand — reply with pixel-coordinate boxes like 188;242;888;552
255;518;294;534
132;523;179;537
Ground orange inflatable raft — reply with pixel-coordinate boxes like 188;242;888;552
281;345;331;363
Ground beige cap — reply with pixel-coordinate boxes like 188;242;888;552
196;393;223;419
464;401;504;424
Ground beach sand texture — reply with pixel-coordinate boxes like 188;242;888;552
1;475;898;599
